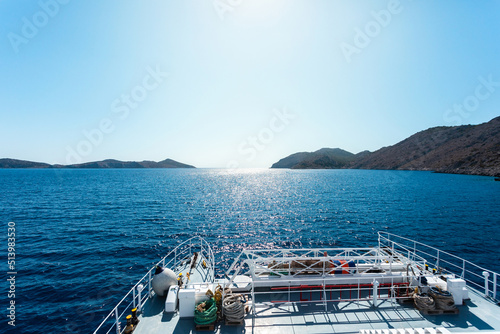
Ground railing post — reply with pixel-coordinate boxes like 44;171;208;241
323;278;327;311
251;277;256;329
148;271;152;297
115;308;120;334
483;271;490;297
462;260;466;279
493;273;498;301
372;280;379;307
436;250;440;270
358;278;360;301
133;287;136;309
288;280;291;304
137;284;144;312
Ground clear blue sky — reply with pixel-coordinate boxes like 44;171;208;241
1;0;499;168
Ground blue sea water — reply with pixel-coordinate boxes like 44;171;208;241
0;168;499;333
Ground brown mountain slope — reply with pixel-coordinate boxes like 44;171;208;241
0;158;52;168
64;158;195;169
271;148;358;169
350;116;500;176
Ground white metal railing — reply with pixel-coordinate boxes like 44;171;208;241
224;232;499;319
225;246;426;282
93;236;214;334
224;245;420;316
246;274;413;309
378;232;500;302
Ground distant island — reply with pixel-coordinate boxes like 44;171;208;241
3;116;499;176
271;116;500;177
0;158;195;169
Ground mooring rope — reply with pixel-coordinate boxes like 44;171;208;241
413;292;436;311
194;298;217;325
429;287;456;310
223;291;246;323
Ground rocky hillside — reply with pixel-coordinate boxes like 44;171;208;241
0;158;195;169
271;116;500;176
0;158;52;168
271;148;367;169
66;158;195;169
352;116;500;176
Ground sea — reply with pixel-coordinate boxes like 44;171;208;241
0;168;499;333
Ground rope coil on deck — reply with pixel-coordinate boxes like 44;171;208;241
413;292;436;311
429;287;456;310
223;290;246;323
194;298;217;325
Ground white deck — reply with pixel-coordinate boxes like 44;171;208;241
132;286;500;333
94;234;500;334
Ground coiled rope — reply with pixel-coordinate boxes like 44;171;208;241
413;292;435;311
194;298;217;325
223;291;246;323
429;287;456;310
206;285;224;321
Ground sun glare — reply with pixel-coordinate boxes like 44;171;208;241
236;0;288;23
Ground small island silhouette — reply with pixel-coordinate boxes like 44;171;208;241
0;158;195;169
